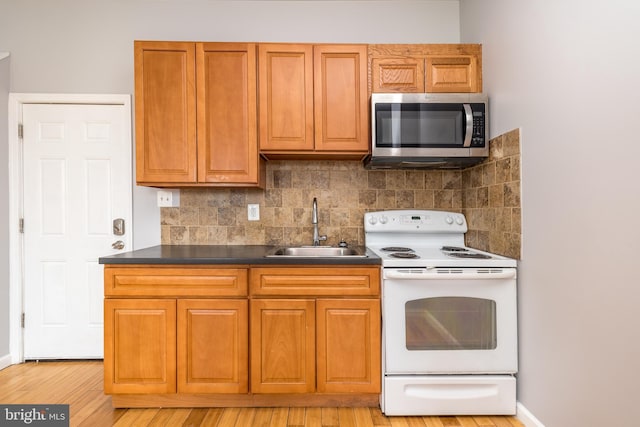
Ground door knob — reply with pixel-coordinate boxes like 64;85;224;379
112;240;125;250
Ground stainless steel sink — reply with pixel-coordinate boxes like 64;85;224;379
265;246;368;258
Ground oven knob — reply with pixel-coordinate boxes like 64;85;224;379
380;215;388;224
445;215;454;224
455;216;464;225
368;216;378;225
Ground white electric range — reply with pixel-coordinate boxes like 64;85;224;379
365;210;518;416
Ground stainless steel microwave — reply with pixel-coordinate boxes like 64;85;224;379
364;93;489;169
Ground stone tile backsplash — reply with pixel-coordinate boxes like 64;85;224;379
161;129;521;259
462;128;521;259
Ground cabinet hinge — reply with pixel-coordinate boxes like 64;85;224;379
19;218;24;234
18;124;23;139
21;313;25;328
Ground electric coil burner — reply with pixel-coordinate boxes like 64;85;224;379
364;210;518;416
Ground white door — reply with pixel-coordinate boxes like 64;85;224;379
22;103;132;359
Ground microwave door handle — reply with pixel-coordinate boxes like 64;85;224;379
463;103;473;147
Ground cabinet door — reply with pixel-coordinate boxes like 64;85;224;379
316;299;381;393
104;299;176;394
314;45;369;152
426;55;479;93
177;299;248;393
134;41;197;184
197;43;261;185
371;57;425;93
250;299;315;393
258;44;314;151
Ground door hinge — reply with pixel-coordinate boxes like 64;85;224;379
21;313;25;328
18;123;23;139
19;218;24;234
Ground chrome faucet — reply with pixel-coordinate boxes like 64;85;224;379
312;197;327;246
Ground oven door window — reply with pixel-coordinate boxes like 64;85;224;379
405;297;497;350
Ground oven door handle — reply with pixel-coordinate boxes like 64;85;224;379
384;269;517;280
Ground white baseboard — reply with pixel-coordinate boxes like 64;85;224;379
516;402;545;427
0;353;12;371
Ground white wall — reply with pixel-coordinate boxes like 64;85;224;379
461;1;640;426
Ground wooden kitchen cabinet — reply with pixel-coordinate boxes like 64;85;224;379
104;298;177;394
369;44;483;93
103;265;249;397
134;41;264;187
134;41;196;183
103;264;380;408
250;299;316;393
258;43;369;158
249;266;381;394
177;299;248;393
317;299;381;393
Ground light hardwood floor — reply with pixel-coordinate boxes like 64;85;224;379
0;361;525;427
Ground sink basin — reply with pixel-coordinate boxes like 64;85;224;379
265;246;368;258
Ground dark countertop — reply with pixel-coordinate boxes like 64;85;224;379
99;245;381;266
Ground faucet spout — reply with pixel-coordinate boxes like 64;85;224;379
311;198;327;246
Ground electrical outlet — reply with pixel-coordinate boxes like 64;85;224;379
157;190;180;207
248;204;260;221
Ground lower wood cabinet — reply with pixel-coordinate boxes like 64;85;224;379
250;298;380;394
104;298;248;395
316;299;381;393
103;264;380;407
250;299;316;393
104;298;177;394
177;299;248;394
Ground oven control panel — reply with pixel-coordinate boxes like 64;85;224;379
364;210;467;233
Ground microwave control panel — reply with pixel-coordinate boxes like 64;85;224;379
471;104;486;147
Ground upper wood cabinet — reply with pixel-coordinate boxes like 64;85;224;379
134;41;264;187
369;44;483;93
258;43;369;158
135;41;197;183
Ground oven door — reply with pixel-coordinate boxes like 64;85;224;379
383;267;517;374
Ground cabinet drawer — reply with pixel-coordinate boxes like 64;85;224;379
104;266;248;297
249;266;380;296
